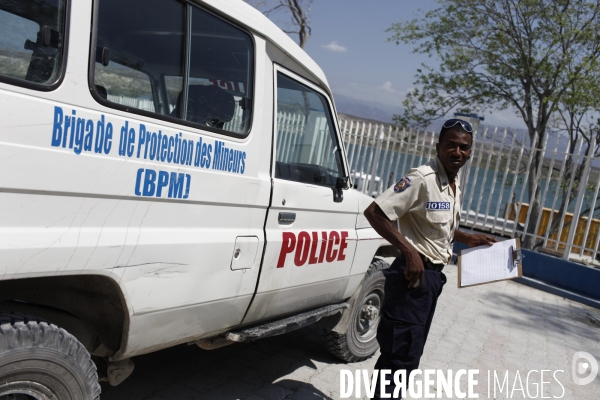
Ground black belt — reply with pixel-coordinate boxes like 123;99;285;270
399;253;444;272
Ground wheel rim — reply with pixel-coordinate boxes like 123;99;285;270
0;381;56;400
355;289;382;343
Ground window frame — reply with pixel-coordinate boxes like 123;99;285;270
272;65;350;188
87;0;256;138
0;0;71;91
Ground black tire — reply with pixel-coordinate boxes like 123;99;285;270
0;312;101;400
325;258;388;362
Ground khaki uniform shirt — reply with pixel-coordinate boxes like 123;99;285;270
375;156;461;265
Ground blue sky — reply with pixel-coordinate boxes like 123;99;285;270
304;0;434;114
257;0;525;128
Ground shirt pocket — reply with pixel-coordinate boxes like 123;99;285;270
426;210;452;224
425;210;452;238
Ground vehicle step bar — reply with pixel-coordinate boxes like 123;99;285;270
226;302;349;343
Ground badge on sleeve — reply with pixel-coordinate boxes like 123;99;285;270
394;176;411;192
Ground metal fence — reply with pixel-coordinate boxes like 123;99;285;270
107;94;155;112
276;111;337;170
338;117;600;265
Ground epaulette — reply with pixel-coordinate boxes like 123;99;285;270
415;161;437;177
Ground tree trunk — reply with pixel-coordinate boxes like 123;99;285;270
522;128;545;249
522;164;542;249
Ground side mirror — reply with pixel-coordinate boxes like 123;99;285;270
333;177;348;203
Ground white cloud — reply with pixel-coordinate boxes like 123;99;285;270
321;41;347;53
382;81;395;93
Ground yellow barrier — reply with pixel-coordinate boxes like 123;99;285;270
505;202;600;256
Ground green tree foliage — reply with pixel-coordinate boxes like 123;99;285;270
389;0;600;248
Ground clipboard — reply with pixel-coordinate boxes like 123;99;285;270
457;238;523;288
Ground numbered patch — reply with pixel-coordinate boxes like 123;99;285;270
426;201;451;210
394;176;411;192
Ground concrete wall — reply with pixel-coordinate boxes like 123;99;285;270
517;249;600;301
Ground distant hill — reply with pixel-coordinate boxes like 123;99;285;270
337;113;396;128
332;93;446;133
332;93;401;124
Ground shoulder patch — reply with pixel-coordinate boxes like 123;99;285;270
394;176;411;192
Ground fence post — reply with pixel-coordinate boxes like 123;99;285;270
367;126;385;197
356;123;370;186
563;135;596;260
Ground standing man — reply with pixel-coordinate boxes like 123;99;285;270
363;119;497;399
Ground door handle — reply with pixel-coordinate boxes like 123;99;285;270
278;212;296;224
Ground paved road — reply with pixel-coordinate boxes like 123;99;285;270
100;264;600;399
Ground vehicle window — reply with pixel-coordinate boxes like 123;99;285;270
93;0;185;116
0;0;67;86
92;0;253;136
183;6;252;134
164;75;184;114
95;61;155;112
275;73;344;186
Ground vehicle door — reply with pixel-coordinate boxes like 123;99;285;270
54;0;267;354
243;67;358;324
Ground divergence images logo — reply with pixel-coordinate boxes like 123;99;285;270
572;351;598;386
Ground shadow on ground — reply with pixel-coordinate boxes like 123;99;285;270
100;324;343;400
482;291;600;338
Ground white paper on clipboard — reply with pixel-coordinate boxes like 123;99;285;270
458;238;522;288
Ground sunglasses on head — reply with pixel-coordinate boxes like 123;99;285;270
443;118;473;133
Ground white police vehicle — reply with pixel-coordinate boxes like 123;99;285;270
0;0;392;397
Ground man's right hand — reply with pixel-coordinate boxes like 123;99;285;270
403;251;425;288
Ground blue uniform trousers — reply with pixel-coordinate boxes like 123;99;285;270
372;256;446;399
